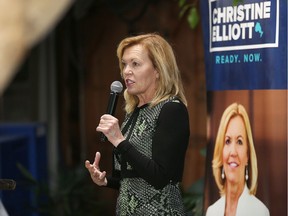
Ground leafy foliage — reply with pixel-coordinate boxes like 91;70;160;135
233;0;244;5
17;163;107;216
181;147;206;215
178;0;199;29
178;0;245;29
183;178;204;216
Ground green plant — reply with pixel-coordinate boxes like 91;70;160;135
17;163;106;216
178;0;245;29
233;0;244;5
182;147;206;215
178;0;200;29
183;178;204;216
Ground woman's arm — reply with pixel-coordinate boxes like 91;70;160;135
106;170;121;189
116;101;190;189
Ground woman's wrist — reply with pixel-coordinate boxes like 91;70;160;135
113;138;126;147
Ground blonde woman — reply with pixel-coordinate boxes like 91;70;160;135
85;33;190;215
206;103;269;216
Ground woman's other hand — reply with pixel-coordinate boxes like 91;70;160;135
85;152;107;186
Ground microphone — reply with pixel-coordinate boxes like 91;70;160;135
100;81;123;142
0;179;16;190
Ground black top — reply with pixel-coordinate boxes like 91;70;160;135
107;99;190;190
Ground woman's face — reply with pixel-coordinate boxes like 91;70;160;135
122;44;159;106
222;115;249;186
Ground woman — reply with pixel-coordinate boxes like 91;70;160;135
206;103;269;216
85;33;190;215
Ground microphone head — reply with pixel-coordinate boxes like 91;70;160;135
110;81;123;93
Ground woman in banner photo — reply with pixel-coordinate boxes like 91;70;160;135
206;103;270;216
85;33;190;215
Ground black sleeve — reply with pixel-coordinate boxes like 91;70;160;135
116;101;190;189
106;172;120;189
106;155;121;190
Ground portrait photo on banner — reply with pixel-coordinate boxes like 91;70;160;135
203;89;287;216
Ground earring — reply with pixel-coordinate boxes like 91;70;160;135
245;166;249;181
221;167;225;179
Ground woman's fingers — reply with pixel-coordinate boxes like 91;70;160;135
85;160;91;170
96;115;125;146
93;152;101;168
96;115;119;133
98;171;106;180
85;152;101;175
85;152;107;186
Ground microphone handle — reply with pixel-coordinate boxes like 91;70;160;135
106;92;119;116
100;132;107;142
100;92;119;142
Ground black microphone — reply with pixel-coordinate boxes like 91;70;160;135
0;179;16;190
100;81;123;142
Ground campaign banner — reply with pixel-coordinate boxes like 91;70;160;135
200;0;287;216
201;0;287;90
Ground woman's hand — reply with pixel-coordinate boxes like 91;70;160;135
85;152;107;186
96;114;125;147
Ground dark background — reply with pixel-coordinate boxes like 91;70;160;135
0;1;207;215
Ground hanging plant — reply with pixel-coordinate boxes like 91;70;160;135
178;0;199;29
178;0;245;29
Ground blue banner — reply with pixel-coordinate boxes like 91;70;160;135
201;1;287;216
200;0;287;90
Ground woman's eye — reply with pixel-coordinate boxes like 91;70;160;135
237;140;243;145
225;139;230;145
132;61;139;67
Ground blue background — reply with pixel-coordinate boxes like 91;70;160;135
200;0;287;90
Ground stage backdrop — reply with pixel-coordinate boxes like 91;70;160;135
200;0;287;215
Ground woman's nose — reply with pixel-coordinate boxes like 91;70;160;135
123;65;132;75
230;143;237;156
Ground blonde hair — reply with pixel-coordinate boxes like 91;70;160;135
116;33;187;113
212;103;258;195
